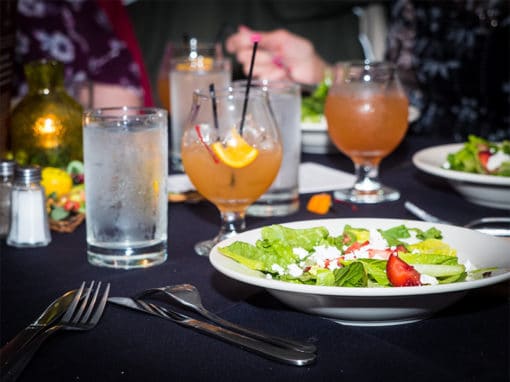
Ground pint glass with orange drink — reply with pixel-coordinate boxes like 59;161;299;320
324;61;409;203
182;87;282;256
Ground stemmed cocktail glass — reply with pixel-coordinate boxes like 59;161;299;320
324;61;409;203
181;87;282;256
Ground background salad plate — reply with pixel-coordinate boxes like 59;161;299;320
413;144;510;210
210;218;510;326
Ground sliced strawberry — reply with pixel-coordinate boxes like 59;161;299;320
395;245;407;253
386;252;421;287
478;150;491;171
344;240;369;254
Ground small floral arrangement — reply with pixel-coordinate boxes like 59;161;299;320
41;161;85;231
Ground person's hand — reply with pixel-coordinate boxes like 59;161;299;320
226;25;329;85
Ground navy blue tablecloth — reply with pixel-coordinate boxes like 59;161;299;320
1;135;509;382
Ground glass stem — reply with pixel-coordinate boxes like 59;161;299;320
218;210;246;240
353;163;381;192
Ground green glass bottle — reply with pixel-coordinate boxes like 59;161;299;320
10;59;83;168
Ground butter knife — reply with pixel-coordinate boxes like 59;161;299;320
0;289;77;373
109;297;316;366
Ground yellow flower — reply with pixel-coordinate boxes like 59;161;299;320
41;167;73;198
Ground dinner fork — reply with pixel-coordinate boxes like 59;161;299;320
1;281;110;382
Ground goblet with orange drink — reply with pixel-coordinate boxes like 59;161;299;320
324;61;409;203
181;87;282;256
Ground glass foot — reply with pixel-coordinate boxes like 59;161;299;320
194;239;217;257
334;185;400;204
193;230;239;256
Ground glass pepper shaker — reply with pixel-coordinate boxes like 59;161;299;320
0;160;16;238
7;165;51;247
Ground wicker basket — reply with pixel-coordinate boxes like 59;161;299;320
50;213;85;233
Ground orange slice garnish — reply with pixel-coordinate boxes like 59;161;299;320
211;128;259;168
176;56;214;71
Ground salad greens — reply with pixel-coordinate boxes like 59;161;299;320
444;135;510;176
301;81;330;123
218;224;492;288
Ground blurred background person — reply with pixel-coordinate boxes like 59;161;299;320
13;0;153;109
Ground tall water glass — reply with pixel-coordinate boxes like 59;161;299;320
83;107;168;269
324;61;409;203
170;52;231;171
233;80;301;216
157;41;220;113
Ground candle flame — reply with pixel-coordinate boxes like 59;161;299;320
34;114;62;149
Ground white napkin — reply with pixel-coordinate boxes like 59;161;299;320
298;162;354;194
168;162;354;194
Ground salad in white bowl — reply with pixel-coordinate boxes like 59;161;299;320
217;223;492;289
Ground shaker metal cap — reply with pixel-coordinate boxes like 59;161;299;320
14;165;42;184
0;160;16;176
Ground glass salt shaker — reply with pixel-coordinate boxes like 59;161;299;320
7;165;51;247
0;160;16;238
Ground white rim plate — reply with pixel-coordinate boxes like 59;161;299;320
413;143;510;187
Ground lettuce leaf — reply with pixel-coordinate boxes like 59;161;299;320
406;239;457;257
333;262;367;287
218;241;296;273
260;224;329;251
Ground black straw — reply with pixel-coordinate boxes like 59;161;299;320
209;83;219;131
239;34;260;135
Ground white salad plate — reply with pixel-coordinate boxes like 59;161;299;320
301;105;420;154
210;218;510;326
413;143;510;210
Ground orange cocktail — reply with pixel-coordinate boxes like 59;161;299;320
324;61;409;203
325;90;408;166
182;87;282;256
183;140;281;213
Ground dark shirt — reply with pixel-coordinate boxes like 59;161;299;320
386;0;510;141
14;0;149;104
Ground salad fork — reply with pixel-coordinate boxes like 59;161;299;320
136;284;316;354
1;281;110;382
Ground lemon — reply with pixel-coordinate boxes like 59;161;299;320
41;167;73;198
211;128;259;168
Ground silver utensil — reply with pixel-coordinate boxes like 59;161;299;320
405;201;510;237
136;284;316;354
1;281;110;382
108;297;316;366
0;289;77;370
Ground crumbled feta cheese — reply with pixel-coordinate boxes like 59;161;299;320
460;259;477;272
271;264;285;275
309;245;342;268
287;263;303;277
293;247;309;260
343;251;359;261
398;230;421;245
368;229;389;250
265;273;273;279
420;273;439;285
487;151;510;172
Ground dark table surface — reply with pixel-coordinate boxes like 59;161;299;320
1;135;509;382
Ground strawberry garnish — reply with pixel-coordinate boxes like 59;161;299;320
386;252;421;287
478;150;491;172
